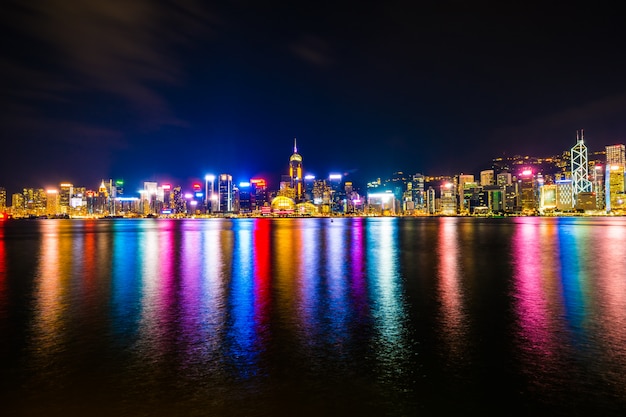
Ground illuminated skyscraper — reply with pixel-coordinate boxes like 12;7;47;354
570;129;592;204
605;144;626;212
606;144;625;166
59;183;73;214
218;174;233;212
0;187;6;211
480;169;495;186
289;138;303;201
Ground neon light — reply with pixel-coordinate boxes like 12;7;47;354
521;169;532;176
250;178;266;187
162;184;171;190
239;182;251;187
329;174;342;180
195;192;204;198
193;183;201;190
304;175;315;180
184;193;193;199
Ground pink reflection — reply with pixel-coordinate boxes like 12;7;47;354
0;224;5;316
180;223;203;357
592;221;626;391
436;217;466;358
137;221;175;357
349;218;367;321
511;219;563;368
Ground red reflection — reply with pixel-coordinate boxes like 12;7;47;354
81;220;98;300
253;218;271;334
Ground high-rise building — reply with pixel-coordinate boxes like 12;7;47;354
606;144;625;166
605;144;626;213
480;170;495;186
497;172;512;187
218;174;233;212
46;189;60;216
289;138;304;201
0;187;6;211
250;178;268;210
59;183;73;214
570;129;592;204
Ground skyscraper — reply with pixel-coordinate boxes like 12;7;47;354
606;144;625;166
605;143;626;212
570;130;592;204
218;174;233;212
289;138;303;201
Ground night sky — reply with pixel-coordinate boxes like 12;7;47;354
2;1;626;195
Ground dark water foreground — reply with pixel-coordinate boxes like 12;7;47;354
1;217;625;416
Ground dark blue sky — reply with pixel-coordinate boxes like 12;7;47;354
2;1;626;195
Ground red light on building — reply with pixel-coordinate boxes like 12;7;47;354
250;178;266;188
193;183;201;191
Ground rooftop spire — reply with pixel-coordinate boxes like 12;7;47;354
293;137;298;154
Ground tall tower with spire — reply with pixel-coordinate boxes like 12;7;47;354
571;129;592;205
289;138;304;201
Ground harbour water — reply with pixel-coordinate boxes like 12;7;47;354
1;217;626;416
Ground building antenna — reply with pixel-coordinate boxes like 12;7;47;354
294;137;298;154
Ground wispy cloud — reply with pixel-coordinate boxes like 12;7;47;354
2;0;216;130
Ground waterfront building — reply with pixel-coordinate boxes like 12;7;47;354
606;144;625;166
497;172;512;186
592;165;605;210
46;189;60;215
218;174;233;213
250;178;268;211
238;182;252;214
540;184;557;214
570;130;592;205
480;169;495;186
426;187;436;214
483;185;504;214
518;169;538;214
289;138;304;201
143;181;157;215
440;182;457;215
555;179;574;211
0;187;5;211
59;183;72;214
606;164;626;213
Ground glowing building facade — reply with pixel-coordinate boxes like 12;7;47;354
289;138;303;201
570;129;592;204
605;144;626;213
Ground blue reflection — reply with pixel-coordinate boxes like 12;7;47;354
227;219;258;378
557;219;589;345
365;217;408;377
110;220;142;342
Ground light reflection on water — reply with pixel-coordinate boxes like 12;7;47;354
1;217;626;415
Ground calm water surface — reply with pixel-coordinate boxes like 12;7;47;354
1;217;626;416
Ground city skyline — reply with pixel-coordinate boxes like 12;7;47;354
3;3;626;196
